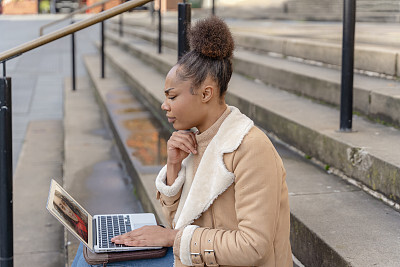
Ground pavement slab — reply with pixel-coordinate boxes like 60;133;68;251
63;77;144;266
13;120;64;267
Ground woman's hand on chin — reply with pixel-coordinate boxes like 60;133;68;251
167;130;198;165
111;225;178;247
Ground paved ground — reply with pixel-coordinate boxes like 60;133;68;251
0;14;99;170
13;120;64;266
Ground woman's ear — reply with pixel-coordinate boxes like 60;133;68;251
201;85;214;103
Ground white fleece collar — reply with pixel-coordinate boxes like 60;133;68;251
173;106;254;229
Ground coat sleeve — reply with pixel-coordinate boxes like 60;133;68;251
175;134;287;266
155;164;186;228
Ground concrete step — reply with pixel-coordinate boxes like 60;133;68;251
107;21;400;129
103;30;400;207
13;120;64;267
109;18;400;77
85;42;400;266
62;77;145;265
81;56;170;228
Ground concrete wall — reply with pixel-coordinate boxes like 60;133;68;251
2;0;38;14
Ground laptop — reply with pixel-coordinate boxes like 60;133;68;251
46;179;161;253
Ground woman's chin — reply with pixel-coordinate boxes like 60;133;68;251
172;123;191;131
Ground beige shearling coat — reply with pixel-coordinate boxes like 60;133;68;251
156;106;292;267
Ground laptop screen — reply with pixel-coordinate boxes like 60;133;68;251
47;179;93;249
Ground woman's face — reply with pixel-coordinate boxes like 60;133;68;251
161;65;205;131
54;195;78;222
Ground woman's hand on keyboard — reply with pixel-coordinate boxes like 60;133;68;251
111;225;178;247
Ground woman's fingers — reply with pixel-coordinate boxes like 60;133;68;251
111;226;178;247
187;131;197;150
168;139;194;155
169;131;197;154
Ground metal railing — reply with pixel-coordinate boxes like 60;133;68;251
0;1;154;266
0;0;151;63
178;0;191;59
39;0;113;36
340;0;356;131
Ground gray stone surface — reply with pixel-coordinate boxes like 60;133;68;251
86;43;400;267
63;76;144;265
112;15;400;76
107;19;400;128
1;15;114;267
0;16;99;170
13;120;64;267
84;55;169;227
103;30;400;204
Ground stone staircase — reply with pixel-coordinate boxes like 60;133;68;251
206;0;400;22
83;15;400;266
286;0;400;22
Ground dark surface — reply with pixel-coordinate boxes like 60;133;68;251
0;77;13;267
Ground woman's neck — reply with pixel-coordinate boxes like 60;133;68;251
197;104;227;134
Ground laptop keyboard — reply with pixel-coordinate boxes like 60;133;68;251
98;215;132;248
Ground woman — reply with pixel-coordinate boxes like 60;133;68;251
112;16;293;266
74;16;292;266
54;190;89;242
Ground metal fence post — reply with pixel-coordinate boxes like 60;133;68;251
158;0;162;54
101;4;105;78
212;0;215;15
178;1;191;60
0;76;13;267
71;19;76;91
339;0;356;131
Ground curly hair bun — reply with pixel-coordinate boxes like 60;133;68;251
189;16;234;60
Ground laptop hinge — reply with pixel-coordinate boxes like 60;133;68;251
93;218;97;246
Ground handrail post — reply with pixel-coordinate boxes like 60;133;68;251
339;0;356;131
212;0;215;15
178;1;191;60
0;76;13;267
101;4;106;78
119;13;123;37
71;19;76;91
158;0;162;54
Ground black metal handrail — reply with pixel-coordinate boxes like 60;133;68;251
340;0;356;131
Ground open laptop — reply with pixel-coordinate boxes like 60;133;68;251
46;179;161;253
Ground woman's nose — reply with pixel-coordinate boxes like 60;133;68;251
161;100;169;111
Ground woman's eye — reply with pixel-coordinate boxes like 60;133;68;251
168;96;176;100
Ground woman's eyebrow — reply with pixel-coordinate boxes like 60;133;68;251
164;88;175;95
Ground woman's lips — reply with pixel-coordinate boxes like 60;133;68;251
167;117;176;123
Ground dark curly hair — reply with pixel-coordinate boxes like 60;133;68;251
177;16;235;97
